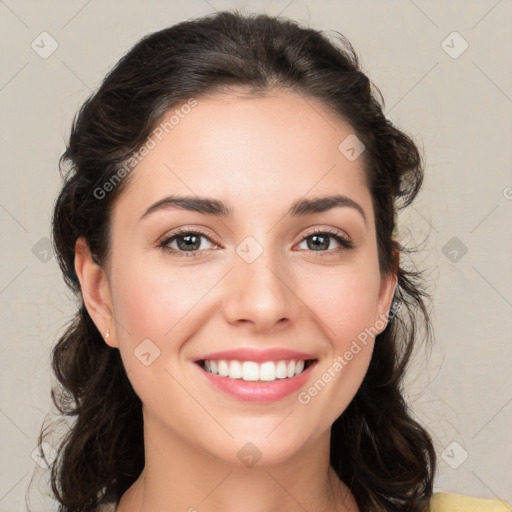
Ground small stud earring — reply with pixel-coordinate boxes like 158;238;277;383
105;329;110;339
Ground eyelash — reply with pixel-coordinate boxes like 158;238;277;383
157;227;354;259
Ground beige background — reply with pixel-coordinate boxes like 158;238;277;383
0;0;511;510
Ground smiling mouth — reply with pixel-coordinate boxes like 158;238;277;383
196;359;317;382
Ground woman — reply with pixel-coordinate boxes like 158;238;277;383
36;10;510;512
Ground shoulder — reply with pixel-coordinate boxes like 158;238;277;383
430;492;512;512
96;494;512;512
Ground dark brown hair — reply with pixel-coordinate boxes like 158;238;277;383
34;10;436;512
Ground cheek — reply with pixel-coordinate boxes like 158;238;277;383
109;267;192;415
108;260;221;393
299;263;381;407
111;259;212;341
296;269;380;429
303;262;382;344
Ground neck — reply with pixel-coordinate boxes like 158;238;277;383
116;413;359;512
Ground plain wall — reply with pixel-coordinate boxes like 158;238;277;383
0;0;510;510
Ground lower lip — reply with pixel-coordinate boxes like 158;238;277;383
195;362;317;403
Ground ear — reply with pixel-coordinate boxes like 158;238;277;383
74;236;118;348
375;247;399;333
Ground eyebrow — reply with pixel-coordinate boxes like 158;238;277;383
139;194;367;225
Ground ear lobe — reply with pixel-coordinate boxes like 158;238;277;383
377;272;398;322
74;236;118;348
376;248;400;332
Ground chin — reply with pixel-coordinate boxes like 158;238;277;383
205;421;319;469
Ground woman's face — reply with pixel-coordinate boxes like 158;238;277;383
86;90;396;466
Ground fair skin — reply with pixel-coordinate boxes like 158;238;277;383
75;89;397;512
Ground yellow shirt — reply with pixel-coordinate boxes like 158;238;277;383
430;492;512;511
97;492;512;511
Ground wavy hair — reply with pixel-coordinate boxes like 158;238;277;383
34;10;436;512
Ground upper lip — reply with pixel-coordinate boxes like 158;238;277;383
194;348;317;363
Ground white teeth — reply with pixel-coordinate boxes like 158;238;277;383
201;359;310;381
242;361;259;381
228;360;242;379
218;360;229;377
275;360;288;379
259;361;276;381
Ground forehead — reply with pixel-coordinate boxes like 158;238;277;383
112;89;372;225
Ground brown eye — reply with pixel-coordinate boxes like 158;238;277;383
297;229;354;255
158;229;218;257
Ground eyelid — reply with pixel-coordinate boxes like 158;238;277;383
157;227;219;251
300;226;352;242
298;226;354;251
157;225;354;256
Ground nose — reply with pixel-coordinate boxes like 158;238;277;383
222;247;301;332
